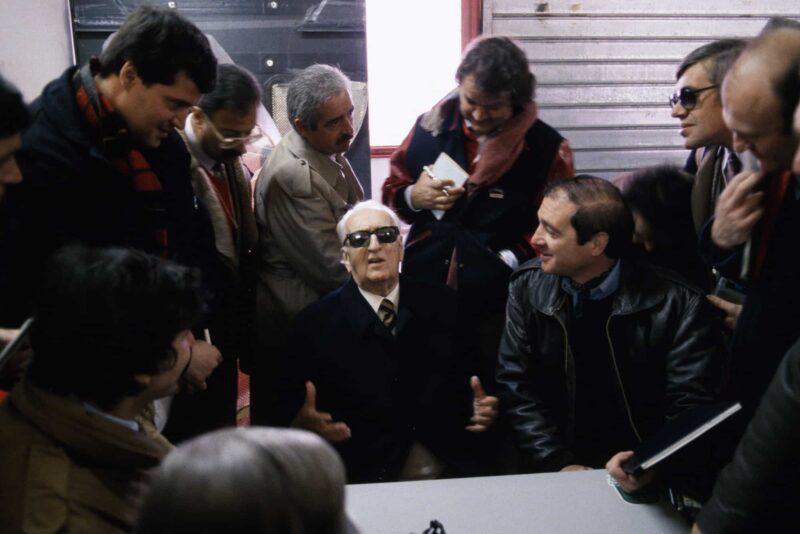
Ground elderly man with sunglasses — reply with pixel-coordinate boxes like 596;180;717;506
271;200;500;483
169;63;261;441
671;40;746;235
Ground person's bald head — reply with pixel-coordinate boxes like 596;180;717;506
722;28;800;172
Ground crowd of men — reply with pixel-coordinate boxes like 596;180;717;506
0;5;799;533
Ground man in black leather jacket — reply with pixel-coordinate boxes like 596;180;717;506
496;176;725;491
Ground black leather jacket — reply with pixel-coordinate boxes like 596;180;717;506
496;258;725;470
696;337;800;534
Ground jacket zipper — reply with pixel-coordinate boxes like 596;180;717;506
605;315;642;443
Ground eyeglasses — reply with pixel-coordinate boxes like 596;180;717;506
669;85;718;110
200;110;263;149
344;226;400;248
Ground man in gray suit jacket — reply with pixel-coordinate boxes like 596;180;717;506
252;64;364;424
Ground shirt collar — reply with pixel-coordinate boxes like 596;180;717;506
357;282;400;317
83;402;140;432
184;114;218;171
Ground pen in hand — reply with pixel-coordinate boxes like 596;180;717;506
423;165;449;196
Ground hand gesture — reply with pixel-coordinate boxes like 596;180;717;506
706;294;744;331
711;170;765;249
291;381;352;442
410;169;465;211
605;450;655;493
466;376;499;433
185;338;222;391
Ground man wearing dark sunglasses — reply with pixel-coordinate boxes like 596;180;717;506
671;40;746;234
168;63;261;442
272;201;500;483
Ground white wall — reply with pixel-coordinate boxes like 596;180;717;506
0;0;73;101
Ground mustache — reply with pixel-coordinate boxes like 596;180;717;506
338;133;354;144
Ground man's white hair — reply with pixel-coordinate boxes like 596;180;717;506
336;200;403;245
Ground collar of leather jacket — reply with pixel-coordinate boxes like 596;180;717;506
513;258;674;317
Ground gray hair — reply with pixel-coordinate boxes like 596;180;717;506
288;64;351;131
337;200;403;245
134;427;348;534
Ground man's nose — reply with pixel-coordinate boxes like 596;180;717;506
367;233;381;250
731;133;748;154
671;104;687;119
172;108;190;130
343;114;354;137
472;106;487;121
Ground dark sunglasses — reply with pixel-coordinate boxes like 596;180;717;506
669;85;718;110
344;226;400;248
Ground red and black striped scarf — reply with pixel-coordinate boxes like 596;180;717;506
72;61;168;257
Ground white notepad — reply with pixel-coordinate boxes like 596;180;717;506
429;152;469;220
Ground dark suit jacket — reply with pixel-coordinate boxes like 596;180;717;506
278;276;495;483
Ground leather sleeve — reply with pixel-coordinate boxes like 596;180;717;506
696;339;800;534
495;273;575;470
664;292;725;418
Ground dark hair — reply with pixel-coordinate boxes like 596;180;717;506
622;165;709;287
761;16;800;34
0;74;30;138
544;175;634;259
27;246;204;410
456;36;535;112
198;64;261;117
676;40;746;85
135;427;348;534
98;6;216;93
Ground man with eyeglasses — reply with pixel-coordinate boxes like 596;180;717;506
252;64;364;425
270;200;499;483
671;40;746;234
164;63;261;441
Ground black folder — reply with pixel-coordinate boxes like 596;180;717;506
622;401;741;475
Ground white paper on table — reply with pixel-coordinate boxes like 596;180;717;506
429;152;469;220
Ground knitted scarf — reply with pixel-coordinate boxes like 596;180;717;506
72;61;168;257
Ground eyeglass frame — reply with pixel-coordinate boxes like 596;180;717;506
669;85;718;111
343;226;401;248
198;108;264;149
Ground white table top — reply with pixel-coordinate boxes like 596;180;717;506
346;469;689;534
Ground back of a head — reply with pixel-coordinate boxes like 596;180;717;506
456;36;534;111
676;39;747;85
27;246;204;411
135;427;348;534
544;175;634;259
0;74;30;138
98;5;217;93
287;64;351;131
198;63;262;117
622;165;694;251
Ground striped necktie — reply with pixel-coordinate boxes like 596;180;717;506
378;299;397;334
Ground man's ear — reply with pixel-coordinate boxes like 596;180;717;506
590;232;610;257
341;247;352;272
119;61;139;89
133;373;152;387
